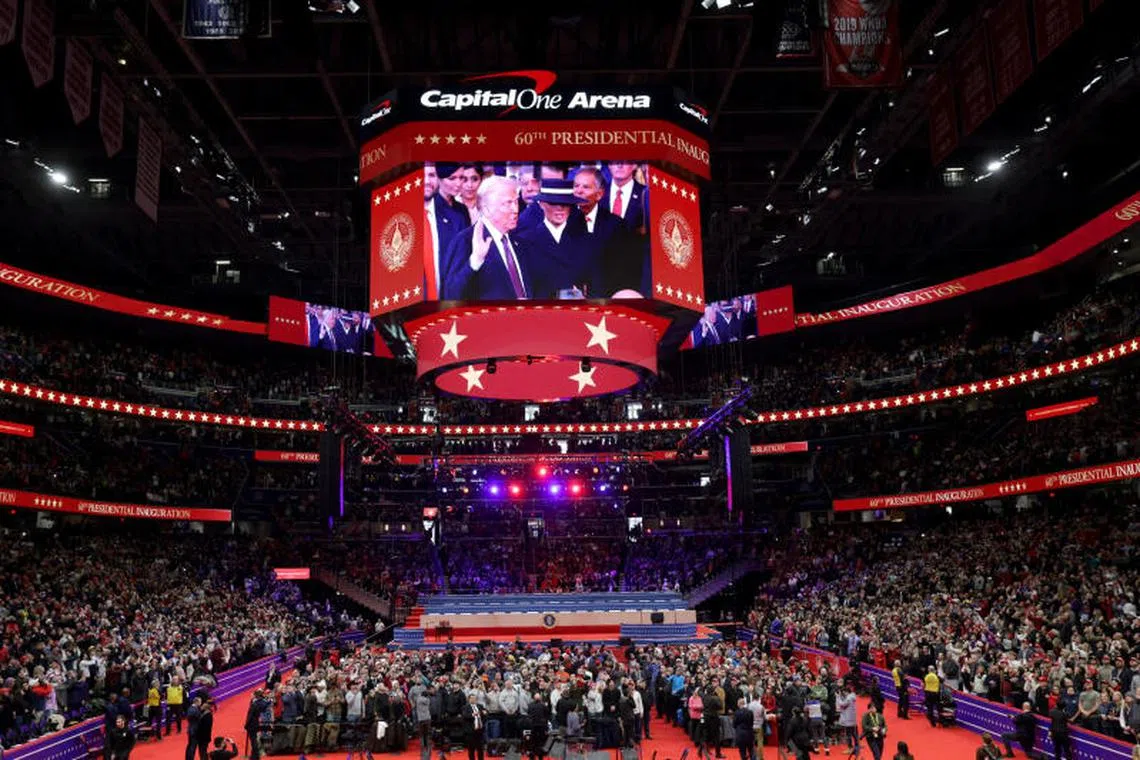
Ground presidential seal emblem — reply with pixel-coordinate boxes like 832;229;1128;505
658;209;694;270
379;212;415;272
542;613;556;628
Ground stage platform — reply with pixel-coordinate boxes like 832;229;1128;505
394;592;715;648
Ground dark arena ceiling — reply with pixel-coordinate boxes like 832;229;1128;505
1;0;1138;314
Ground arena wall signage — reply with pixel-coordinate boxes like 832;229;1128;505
0;487;231;522
0;261;267;334
361;71;711;402
833;457;1140;511
254;445;811;466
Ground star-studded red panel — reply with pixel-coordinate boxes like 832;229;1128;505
647;167;704;312
435;359;641;401
404;304;669;400
369;169;427;317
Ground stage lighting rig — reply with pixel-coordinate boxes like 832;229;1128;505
314;393;395;466
676;384;754;458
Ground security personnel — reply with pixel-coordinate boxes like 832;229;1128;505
922;666;941;728
891;661;909;719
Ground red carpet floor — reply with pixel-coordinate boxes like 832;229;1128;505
130;689;1001;760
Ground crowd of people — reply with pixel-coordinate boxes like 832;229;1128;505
750;499;1140;748
0;532;363;749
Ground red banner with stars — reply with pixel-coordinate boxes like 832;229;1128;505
834;457;1140;511
0;261;266;334
755;286;795;336
369;170;426;317
0;487;231;522
648;167;704;312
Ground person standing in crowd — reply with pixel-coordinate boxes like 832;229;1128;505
688;687;705;750
837;682;859;751
103;694;121;760
786;706;812;760
1001;702;1037;758
145;680;162;740
923;666;941;728
527;690;550;760
892;741;915;760
977;733;1003;760
892;661;909;719
861;703;887;760
194;698;215;760
462;693;487;760
703;685;725;758
244;688;271;760
106;714;135;760
1048;700;1073;760
166;676;186;737
184;695;203;760
415;684;432;759
733;698;756;760
207;737;239;760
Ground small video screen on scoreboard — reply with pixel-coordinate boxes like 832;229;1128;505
267;296;378;355
687;294;758;349
423;160;651;302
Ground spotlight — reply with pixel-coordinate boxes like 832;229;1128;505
569;483;583;496
488;484;501;496
549;483;562;496
487;359;497;375
536;465;549;478
508;483;523;497
49;171;68;185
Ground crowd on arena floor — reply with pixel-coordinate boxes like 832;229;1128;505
750;501;1140;744
0;533;363;747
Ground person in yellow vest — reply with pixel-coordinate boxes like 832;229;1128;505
147;680;163;739
165;675;186;736
922;666;941;728
891;661;909;720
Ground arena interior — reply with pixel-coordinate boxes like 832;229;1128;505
2;2;1140;760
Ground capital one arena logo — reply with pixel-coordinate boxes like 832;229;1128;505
658;209;695;269
379;213;416;272
420;70;652;116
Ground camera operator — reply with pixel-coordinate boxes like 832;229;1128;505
526;690;550;760
244;688;272;760
207;737;239;760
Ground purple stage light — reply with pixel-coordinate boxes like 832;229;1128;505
549;483;563;496
488;484;501;496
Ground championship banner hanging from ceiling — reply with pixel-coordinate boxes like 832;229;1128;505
63;38;93;124
777;0;816;58
0;0;18;47
182;0;270;39
822;0;903;89
20;0;53;87
134;119;163;222
99;72;124;157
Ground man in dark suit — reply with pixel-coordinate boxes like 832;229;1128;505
442;176;533;301
194;698;215;760
461;694;487;760
1000;702;1037;758
424;163;466;300
570;166;646;298
604;161;647;234
733;698;756;760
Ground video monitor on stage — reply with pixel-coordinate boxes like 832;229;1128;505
418;161;652;302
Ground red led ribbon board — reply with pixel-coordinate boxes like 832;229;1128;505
273;568;311;580
0;262;266;334
0;420;34;438
833;458;1140;512
359;120;710;185
0;488;231;522
405;305;668;401
795;190;1140;327
1025;395;1097;421
255;450;321;463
